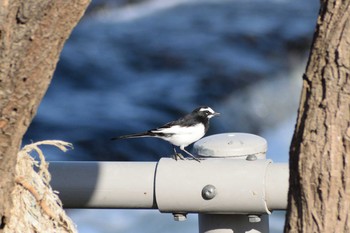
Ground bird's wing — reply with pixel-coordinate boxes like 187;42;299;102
151;124;202;135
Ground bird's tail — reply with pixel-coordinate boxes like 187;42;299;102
111;132;152;140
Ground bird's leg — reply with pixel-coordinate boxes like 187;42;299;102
180;147;201;162
173;147;185;161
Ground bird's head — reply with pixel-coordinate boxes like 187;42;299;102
194;106;220;119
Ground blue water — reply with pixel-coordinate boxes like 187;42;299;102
23;0;319;232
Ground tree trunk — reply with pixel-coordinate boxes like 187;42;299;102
285;0;350;232
0;0;90;231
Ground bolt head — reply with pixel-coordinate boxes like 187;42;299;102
202;184;216;200
248;215;261;223
173;213;187;221
246;154;258;161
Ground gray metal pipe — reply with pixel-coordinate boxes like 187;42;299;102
198;214;270;233
156;158;287;214
49;159;288;213
193;133;275;233
50;161;157;209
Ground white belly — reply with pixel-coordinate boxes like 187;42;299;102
154;124;206;147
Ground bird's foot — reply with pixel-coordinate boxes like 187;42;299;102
173;153;185;161
186;156;202;163
172;150;202;163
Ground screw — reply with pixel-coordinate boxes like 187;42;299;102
248;215;261;223
173;213;187;221
202;184;216;200
246;154;257;161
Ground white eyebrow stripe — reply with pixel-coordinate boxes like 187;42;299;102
199;107;215;114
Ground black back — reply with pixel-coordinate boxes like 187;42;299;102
159;106;212;132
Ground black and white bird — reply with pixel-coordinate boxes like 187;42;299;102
111;106;220;162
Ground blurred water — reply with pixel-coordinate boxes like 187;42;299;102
23;0;319;232
24;0;317;162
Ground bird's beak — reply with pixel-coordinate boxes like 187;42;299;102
213;112;220;116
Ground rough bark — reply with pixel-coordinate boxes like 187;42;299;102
0;0;90;231
285;0;350;232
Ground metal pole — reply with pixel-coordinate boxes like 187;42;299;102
198;214;269;233
49;159;287;212
193;133;272;233
49;161;157;208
